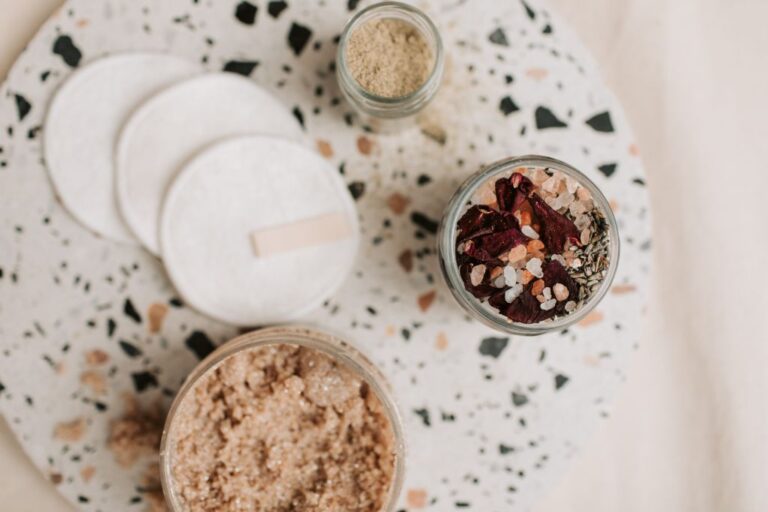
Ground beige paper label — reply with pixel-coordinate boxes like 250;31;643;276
251;212;354;257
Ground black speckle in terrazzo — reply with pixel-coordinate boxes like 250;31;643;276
292;106;305;128
107;318;117;338
40;70;51;82
512;391;529;407
173;14;196;30
347;0;361;10
118;340;142;358
417;174;432;186
455;502;471;508
521;0;536;20
585;111;615;132
0;381;4;394
287;22;312;56
542;23;553;34
234;1;258;25
14;94;31;122
499;96;520;116
185;330;216;360
489;28;509;47
267;1;288;19
633;177;646;186
77;495;90;504
348;181;365;200
598;163;617;177
122;299;142;324
535;106;567;129
169;297;184;308
52;35;82;68
499;443;515;455
27;126;41;140
410;212;438;234
479;337;509;358
413;408;431;427
223;59;259;76
131;371;158;393
554;374;569;390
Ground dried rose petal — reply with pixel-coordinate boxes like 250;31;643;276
460;263;496;299
510;172;535;195
495;178;515;211
529;193;580;253
457;205;518;243
496;173;535;212
457;205;498;239
504;287;556;323
464;228;528;262
488;287;510;310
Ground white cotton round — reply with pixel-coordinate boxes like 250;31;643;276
160;136;359;327
44;53;200;244
116;72;303;254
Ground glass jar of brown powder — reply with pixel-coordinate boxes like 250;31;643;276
337;1;444;130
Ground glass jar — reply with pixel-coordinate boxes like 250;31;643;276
438;155;620;336
160;325;406;511
336;1;444;131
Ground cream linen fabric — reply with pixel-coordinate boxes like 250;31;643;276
1;0;767;511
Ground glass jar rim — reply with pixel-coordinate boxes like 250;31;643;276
336;0;444;105
159;325;406;512
438;155;621;336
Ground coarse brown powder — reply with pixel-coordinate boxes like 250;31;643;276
169;344;397;512
345;17;433;98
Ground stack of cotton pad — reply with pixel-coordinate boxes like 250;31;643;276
44;53;200;244
44;52;360;326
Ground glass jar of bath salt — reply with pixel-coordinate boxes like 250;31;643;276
438;155;620;336
160;325;405;512
337;1;444;131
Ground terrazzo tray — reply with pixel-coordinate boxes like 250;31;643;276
0;0;652;510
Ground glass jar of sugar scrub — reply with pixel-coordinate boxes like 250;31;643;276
438;155;620;336
337;1;444;131
160;325;406;512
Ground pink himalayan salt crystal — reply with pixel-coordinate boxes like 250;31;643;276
553;283;570;301
470;264;487;286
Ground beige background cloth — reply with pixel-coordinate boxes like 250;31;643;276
1;0;766;510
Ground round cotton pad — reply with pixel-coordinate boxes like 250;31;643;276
160;136;359;326
44;53;200;244
116;73;303;254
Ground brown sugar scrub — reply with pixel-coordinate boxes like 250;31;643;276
345;17;433;98
163;339;400;512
